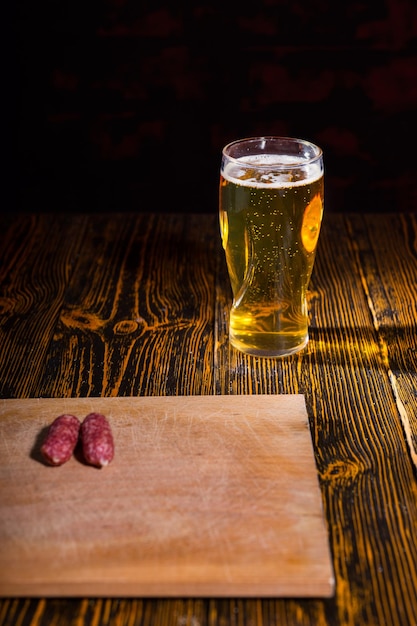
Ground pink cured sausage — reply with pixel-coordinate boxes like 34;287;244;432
81;412;114;467
41;414;81;466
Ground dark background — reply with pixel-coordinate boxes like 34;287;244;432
12;0;417;214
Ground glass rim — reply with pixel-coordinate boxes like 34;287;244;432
222;135;323;168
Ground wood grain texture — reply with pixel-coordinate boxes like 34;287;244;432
35;213;217;398
0;212;416;626
0;214;88;398
348;213;417;464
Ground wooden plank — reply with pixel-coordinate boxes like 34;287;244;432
0;214;88;399
0;395;334;598
35;213;217;399
347;213;417;467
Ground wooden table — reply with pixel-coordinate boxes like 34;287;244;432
0;211;416;625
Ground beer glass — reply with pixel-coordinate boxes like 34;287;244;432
219;136;324;357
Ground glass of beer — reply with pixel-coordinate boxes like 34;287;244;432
219;136;324;357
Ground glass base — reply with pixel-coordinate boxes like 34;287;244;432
229;334;309;358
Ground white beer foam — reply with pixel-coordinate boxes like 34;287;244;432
223;154;322;188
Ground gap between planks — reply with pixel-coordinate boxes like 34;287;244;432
349;217;417;471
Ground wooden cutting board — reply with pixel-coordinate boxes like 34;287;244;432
0;395;334;598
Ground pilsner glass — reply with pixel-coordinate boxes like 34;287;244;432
219;136;324;357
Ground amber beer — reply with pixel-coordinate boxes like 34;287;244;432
219;137;324;357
